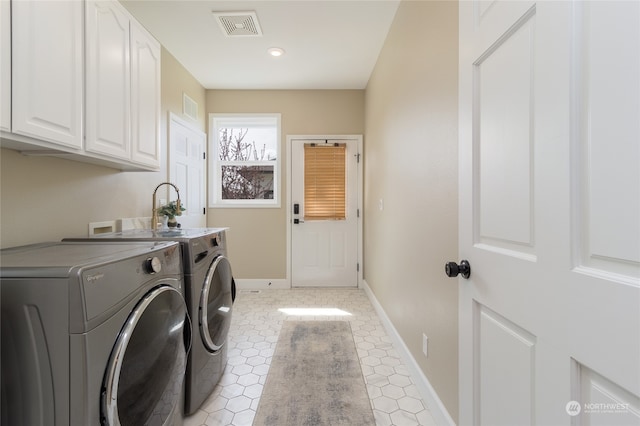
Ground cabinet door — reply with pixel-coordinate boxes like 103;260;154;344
11;0;83;148
1;0;10;132
85;0;131;160
130;23;161;168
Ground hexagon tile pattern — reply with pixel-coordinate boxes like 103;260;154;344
184;288;438;426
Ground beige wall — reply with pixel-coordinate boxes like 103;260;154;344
0;48;205;248
161;47;206;134
206;90;364;279
364;0;459;421
1;8;461;419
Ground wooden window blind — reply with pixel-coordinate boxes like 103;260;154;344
304;143;346;220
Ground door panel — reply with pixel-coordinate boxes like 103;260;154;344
459;1;639;425
291;138;360;287
574;1;640;278
476;9;535;255
477;304;536;426
576;365;640;426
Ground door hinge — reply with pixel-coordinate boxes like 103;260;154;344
357;209;360;218
203;152;206;160
357;153;361;163
357;263;360;272
203;208;206;214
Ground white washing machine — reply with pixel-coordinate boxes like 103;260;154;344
65;228;235;415
1;241;190;426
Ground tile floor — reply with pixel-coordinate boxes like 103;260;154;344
184;288;437;426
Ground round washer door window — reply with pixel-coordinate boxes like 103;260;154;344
102;285;189;426
199;255;233;352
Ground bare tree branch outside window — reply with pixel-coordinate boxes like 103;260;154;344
218;128;275;200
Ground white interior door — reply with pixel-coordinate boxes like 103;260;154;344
169;113;206;228
458;1;639;425
290;137;361;287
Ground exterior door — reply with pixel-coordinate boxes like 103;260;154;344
290;136;361;287
169;113;206;228
458;1;640;425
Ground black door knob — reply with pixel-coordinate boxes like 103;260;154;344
445;260;471;279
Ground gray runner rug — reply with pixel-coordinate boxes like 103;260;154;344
253;321;375;426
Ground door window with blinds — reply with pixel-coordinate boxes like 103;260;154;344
304;143;346;220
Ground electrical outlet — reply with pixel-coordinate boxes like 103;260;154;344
422;333;428;357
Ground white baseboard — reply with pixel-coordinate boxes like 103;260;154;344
234;278;289;290
361;280;456;426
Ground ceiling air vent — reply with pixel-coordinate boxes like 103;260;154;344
213;11;263;37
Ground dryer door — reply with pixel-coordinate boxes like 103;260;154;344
102;285;189;426
199;255;233;352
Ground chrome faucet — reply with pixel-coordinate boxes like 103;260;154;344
152;182;182;230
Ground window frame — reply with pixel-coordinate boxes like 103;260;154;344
208;113;281;208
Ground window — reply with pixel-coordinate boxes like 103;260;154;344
304;143;346;220
209;114;281;207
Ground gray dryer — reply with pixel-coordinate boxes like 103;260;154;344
1;241;190;426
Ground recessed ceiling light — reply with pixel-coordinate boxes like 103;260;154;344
267;47;285;57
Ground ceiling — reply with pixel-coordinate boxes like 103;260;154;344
121;0;401;90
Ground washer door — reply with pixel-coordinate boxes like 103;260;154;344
102;285;189;426
199;255;233;352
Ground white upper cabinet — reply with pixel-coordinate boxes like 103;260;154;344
85;0;132;160
85;0;160;169
130;21;161;168
1;0;10;132
1;0;160;171
11;0;84;149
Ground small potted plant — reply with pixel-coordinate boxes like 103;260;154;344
156;201;186;228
